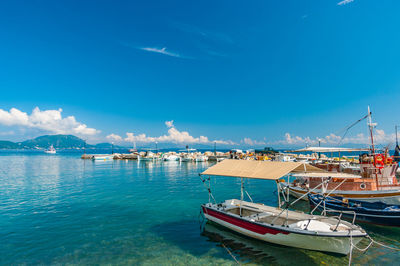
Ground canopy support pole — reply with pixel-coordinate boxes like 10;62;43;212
240;177;244;216
285;176;290;226
276;180;281;209
199;174;216;204
311;178;346;215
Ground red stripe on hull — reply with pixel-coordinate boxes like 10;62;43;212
203;206;289;235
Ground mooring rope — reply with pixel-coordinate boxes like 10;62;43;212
348;233;400;265
367;235;400;251
220;242;241;265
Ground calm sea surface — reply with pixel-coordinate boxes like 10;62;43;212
0;151;399;265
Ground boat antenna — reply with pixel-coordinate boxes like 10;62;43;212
394;126;400;162
337;112;370;145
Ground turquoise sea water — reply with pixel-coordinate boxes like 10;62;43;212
0;151;399;265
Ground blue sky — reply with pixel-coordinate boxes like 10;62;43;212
1;0;400;147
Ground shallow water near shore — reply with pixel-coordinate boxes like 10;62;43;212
0;151;399;265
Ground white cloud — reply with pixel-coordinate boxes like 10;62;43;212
165;120;174;128
140;47;182;58
337;0;354;6
278;129;395;146
123;121;235;145
0;107;99;136
106;133;123;142
242;137;266;146
0;130;15;136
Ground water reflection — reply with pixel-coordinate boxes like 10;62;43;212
201;222;315;265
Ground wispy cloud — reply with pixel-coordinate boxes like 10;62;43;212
109;120;236;146
337;0;354;6
140;47;182;58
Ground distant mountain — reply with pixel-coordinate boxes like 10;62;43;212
0;134;127;150
0;141;20;149
95;142;119;148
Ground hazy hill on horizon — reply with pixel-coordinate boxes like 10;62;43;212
0;135;124;149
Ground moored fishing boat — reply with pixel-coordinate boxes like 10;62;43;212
288;107;400;204
200;160;367;255
308;194;400;226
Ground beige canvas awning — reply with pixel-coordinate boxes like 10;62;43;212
287;147;370;153
201;159;326;180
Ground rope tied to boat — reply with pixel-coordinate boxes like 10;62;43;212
348;233;400;265
367;235;400;252
220;242;241;265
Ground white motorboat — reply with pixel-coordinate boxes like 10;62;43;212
92;154;114;161
163;154;180;161
139;151;159;161
200;160;367;255
275;153;295;162
194;154;208;162
180;154;194;162
44;145;56;154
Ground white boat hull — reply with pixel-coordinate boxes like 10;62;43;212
93;155;114;161
203;204;364;255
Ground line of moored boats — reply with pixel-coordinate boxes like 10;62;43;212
199;107;400;262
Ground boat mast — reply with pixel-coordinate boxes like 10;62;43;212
367;106;380;189
367;106;376;155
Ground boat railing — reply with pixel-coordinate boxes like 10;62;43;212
321;209;357;226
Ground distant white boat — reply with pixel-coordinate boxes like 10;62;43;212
139;151;159;161
92;154;114;161
44;145;56;154
163;154;180;161
181;153;194;162
194;154;208;162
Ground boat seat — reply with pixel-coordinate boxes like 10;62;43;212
249;212;273;221
330;224;350;232
289;220;332;232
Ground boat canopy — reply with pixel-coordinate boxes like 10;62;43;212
200;159;325;180
288;147;370;153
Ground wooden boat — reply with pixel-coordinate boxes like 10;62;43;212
288;107;400;205
308;194;400;227
200;160;367;255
